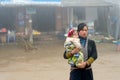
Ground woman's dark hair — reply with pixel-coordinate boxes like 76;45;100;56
77;23;88;32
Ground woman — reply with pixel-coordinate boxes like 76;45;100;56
63;23;98;80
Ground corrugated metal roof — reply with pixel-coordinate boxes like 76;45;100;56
103;0;120;5
62;0;113;7
0;0;61;7
0;0;113;7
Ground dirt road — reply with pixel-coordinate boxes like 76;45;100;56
0;40;120;80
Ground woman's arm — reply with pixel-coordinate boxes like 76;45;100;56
63;48;80;59
87;40;98;65
63;51;73;59
77;40;98;68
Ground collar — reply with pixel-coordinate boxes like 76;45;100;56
79;36;87;47
79;36;87;40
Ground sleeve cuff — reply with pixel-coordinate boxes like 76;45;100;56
87;57;95;64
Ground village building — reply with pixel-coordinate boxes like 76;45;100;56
0;0;113;43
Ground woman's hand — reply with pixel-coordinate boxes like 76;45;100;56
71;48;80;55
77;62;87;68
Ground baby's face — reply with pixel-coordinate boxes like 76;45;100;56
73;30;78;38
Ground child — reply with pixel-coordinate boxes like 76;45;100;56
64;28;84;67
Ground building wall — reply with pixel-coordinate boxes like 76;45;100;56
55;7;62;31
86;7;98;22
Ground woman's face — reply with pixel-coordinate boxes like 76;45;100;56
78;26;88;38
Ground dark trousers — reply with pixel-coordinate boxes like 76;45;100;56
70;68;93;80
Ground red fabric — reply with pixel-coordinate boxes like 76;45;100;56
1;28;7;32
68;28;75;37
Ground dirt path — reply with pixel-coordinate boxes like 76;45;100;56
0;41;120;80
